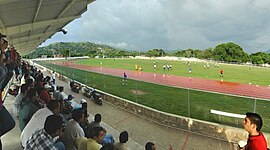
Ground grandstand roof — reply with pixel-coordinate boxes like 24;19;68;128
0;0;94;55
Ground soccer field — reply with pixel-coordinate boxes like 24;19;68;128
75;58;270;86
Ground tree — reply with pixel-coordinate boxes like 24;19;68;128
213;42;249;63
60;49;70;59
250;55;264;65
146;49;165;57
250;52;270;64
173;49;194;58
202;48;213;60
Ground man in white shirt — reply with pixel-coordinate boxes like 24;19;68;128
51;71;56;85
13;84;28;118
54;86;67;101
62;109;85;150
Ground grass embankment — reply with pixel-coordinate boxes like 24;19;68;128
38;61;270;133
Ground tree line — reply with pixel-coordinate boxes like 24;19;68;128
24;42;270;65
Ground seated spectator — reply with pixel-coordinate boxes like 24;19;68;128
145;142;173;150
5;46;15;71
65;94;82;110
54;86;66;101
62;109;85;150
25;115;65;150
76;126;105;150
114;131;130;150
25;78;34;88
88;114;102;130
21;100;61;148
100;128;115;146
21;74;35;86
145;142;156;150
18;88;39;131
87;114;114;145
13;84;28;118
8;84;20;96
37;86;52;105
239;112;267;150
35;74;44;88
44;76;52;87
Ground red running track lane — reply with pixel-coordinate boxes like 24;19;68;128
56;62;270;99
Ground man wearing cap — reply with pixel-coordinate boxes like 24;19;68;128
65;94;81;110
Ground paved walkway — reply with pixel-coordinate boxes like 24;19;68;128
1;67;237;150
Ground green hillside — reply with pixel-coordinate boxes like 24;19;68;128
25;42;138;59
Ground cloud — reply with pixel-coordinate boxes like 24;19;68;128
94;41;137;50
42;0;270;53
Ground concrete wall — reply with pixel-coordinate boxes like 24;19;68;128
102;93;270;146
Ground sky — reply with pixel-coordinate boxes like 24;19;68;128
42;0;270;54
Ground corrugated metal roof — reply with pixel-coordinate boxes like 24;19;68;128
0;0;95;55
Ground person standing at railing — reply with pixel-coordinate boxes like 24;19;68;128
0;33;15;150
52;71;56;85
0;34;7;91
239;112;268;150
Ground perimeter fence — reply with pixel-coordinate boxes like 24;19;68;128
37;61;270;133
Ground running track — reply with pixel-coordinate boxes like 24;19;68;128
56;62;270;99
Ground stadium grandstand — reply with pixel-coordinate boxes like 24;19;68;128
0;1;269;150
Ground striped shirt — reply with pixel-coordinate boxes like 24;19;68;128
25;129;57;150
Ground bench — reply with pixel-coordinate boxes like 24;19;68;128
210;109;245;119
210;109;246;124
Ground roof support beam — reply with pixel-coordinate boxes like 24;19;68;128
0;16;5;29
15;38;47;51
0;0;19;5
0;15;80;36
33;0;43;23
12;31;56;45
45;0;77;32
58;0;77;18
27;0;43;44
16;39;46;46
